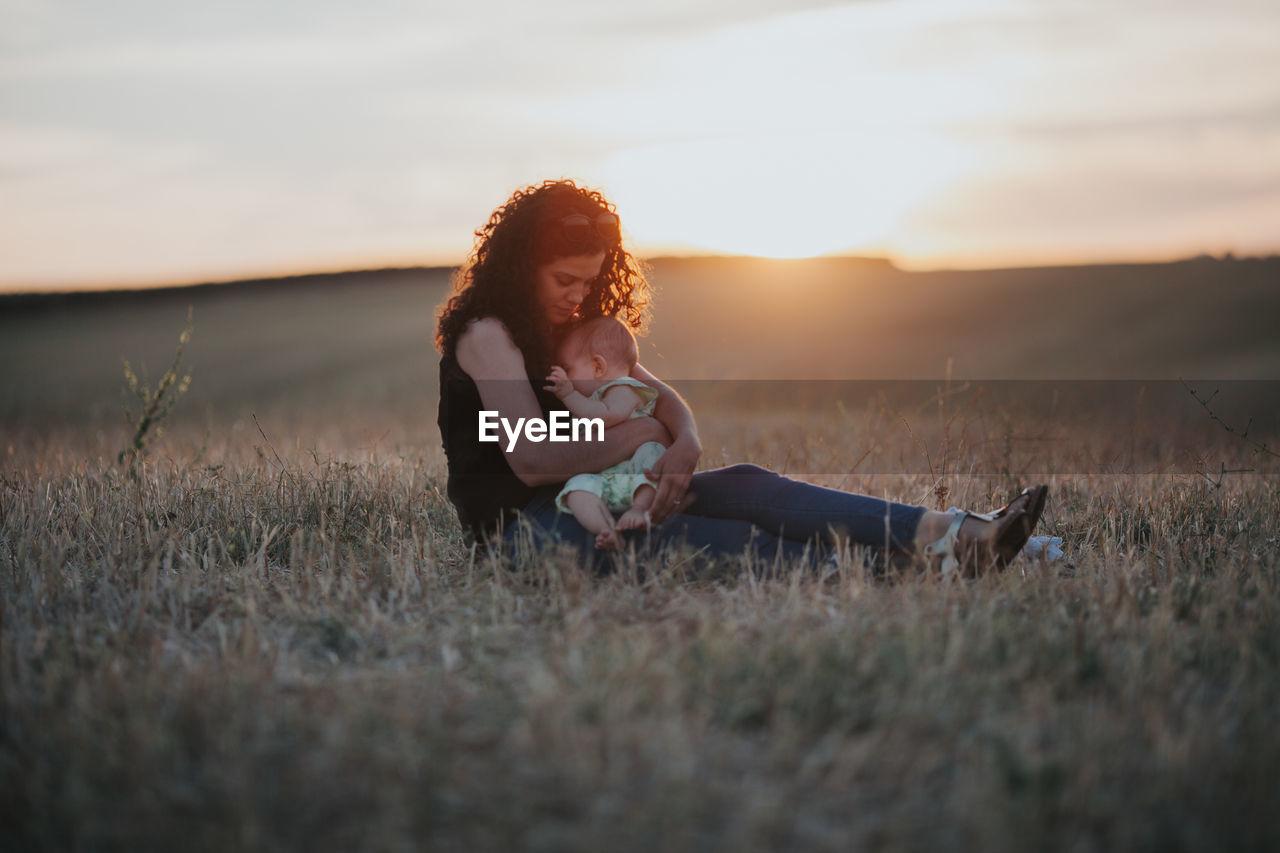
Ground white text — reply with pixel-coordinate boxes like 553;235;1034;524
478;410;604;453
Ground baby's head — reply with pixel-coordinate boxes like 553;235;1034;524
557;316;638;386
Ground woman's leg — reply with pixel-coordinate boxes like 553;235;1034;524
504;472;1043;577
507;485;828;574
681;464;927;551
680;466;1047;576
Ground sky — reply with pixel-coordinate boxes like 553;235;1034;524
2;0;1278;290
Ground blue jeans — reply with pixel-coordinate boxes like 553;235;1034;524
502;464;926;574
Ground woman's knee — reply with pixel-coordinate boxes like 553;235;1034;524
691;464;783;497
698;463;773;482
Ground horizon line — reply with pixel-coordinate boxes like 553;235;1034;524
1;249;1274;299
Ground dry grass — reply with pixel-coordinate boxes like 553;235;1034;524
3;400;1279;851
4;257;1279;849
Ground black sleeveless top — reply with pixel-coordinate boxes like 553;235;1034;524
437;355;560;539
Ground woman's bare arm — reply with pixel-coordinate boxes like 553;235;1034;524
631;362;702;519
457;318;669;487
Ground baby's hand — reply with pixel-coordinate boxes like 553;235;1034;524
544;366;573;399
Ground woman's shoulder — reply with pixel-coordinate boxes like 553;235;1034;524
457;316;518;354
455;316;525;377
459;315;513;341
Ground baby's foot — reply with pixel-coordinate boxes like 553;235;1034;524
616;508;651;531
595;528;621;550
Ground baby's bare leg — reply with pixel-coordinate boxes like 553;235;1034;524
617;484;656;531
565;491;620;550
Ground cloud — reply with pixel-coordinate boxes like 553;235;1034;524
3;0;1279;287
0;27;457;79
900;120;1280;264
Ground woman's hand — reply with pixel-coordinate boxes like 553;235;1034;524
544;365;573;400
629;362;701;520
645;432;702;521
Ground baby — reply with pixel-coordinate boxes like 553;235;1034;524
543;316;667;550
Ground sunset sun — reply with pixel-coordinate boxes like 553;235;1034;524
601;130;975;259
571;4;1001;261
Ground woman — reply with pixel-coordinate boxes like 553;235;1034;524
436;180;1046;574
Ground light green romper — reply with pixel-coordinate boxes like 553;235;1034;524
555;377;666;514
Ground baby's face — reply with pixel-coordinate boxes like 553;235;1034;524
560;347;600;383
557;336;626;388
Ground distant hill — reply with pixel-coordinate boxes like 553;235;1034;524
2;255;1277;427
638;254;1280;380
0;266;441;313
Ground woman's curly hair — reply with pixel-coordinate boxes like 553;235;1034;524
435;179;650;378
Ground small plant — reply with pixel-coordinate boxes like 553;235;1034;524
118;308;194;475
1182;378;1277;487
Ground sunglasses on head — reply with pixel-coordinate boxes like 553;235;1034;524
559;212;620;246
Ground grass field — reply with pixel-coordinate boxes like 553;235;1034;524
2;256;1279;850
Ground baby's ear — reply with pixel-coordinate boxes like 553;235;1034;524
591;354;608;378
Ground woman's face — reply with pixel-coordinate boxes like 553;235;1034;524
534;252;606;327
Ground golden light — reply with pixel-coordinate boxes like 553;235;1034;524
567;2;1015;260
602;130;977;259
